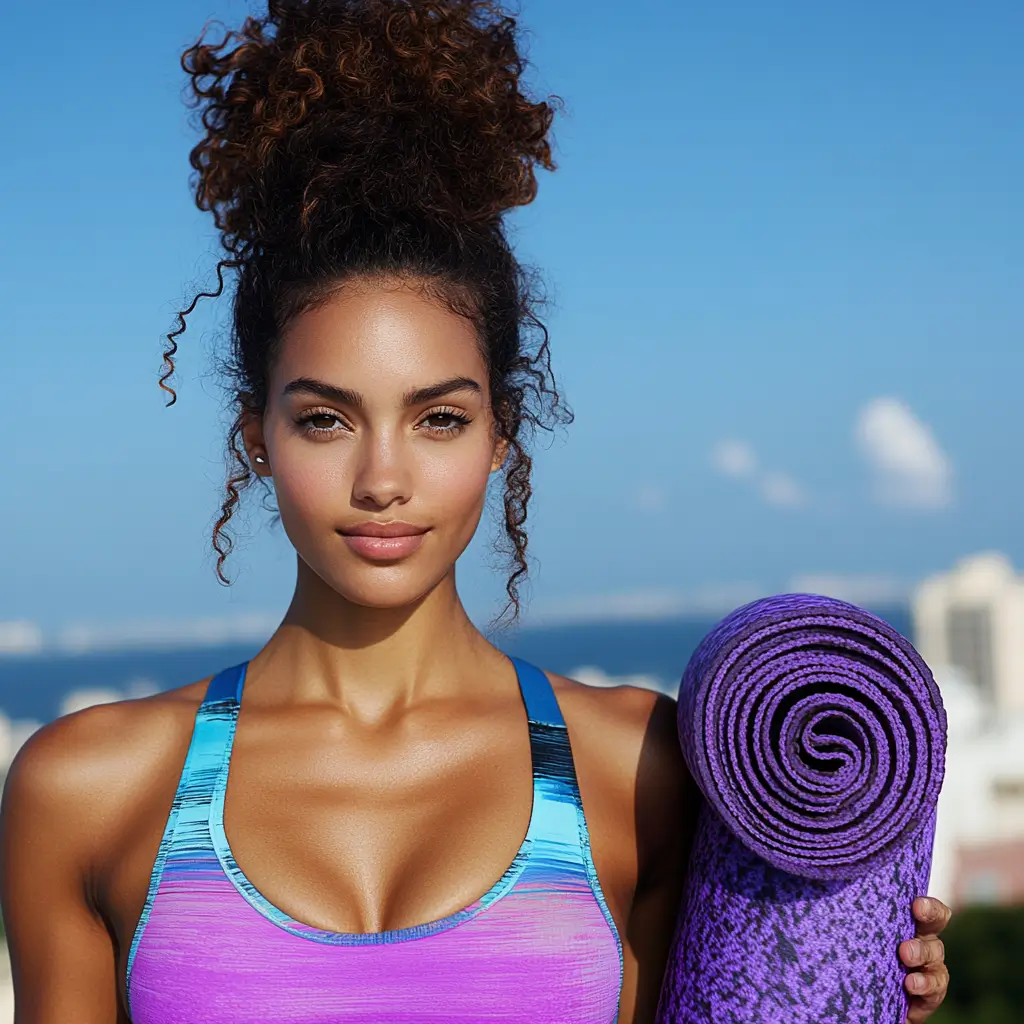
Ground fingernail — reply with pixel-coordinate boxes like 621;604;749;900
908;973;925;993
908;940;921;960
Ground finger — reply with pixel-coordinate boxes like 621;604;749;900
912;896;952;935
905;967;949;1023
905;968;944;998
899;936;944;969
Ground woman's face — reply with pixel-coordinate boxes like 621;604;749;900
245;278;502;609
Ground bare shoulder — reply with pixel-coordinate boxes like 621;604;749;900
2;679;209;857
548;672;698;885
549;672;685;788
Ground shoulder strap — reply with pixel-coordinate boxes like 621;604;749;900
509;656;566;729
507;656;623;970
166;662;246;824
509;655;580;815
125;662;247;989
203;661;246;707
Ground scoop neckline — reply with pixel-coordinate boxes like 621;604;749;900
207;660;541;945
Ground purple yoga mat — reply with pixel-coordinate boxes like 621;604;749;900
656;594;947;1024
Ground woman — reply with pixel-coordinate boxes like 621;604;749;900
0;2;950;1021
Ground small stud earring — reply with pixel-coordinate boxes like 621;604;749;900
254;454;267;465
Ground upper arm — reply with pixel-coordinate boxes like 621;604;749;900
1;718;125;1023
617;694;700;1024
556;676;699;1024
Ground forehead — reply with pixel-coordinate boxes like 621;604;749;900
274;280;486;392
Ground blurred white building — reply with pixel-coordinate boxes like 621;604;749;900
915;552;1024;715
914;553;1024;907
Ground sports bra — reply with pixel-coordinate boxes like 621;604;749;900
125;657;624;1022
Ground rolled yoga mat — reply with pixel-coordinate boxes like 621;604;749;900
656;594;947;1024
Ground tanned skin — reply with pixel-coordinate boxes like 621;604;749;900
0;282;950;1023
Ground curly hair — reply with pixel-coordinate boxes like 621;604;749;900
165;0;569;621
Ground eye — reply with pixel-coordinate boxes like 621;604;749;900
297;409;347;436
418;407;471;437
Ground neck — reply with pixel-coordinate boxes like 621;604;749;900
246;556;502;716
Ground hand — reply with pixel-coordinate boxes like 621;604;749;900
899;896;952;1023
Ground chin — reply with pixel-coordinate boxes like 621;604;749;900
314;561;448;611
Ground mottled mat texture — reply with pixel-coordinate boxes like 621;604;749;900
657;594;947;1024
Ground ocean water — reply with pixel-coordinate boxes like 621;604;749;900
0;607;912;726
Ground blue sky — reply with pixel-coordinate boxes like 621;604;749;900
2;0;1021;642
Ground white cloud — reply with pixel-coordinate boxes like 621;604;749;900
528;589;689;625
688;582;771;612
0;621;44;656
788;572;911;607
55;678;162;720
525;582;767;627
126;677;161;698
59;688;123;717
54;612;280;655
0;712;43;771
569;665;676;695
0;714;13;769
760;472;805;508
711;440;757;479
712;440;807;509
1;613;281;660
855;397;952;509
635;484;667;512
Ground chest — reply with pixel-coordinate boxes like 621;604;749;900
215;706;541;933
104;689;636;1004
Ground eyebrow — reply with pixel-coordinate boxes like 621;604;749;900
282;375;483;409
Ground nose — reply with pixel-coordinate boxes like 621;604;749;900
350;427;413;510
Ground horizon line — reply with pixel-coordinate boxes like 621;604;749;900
0;577;917;659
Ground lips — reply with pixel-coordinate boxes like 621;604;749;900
337;521;428;561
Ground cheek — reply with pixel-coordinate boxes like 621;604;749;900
416;438;496;520
270;442;351;523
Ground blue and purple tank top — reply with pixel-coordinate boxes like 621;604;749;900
126;658;624;1022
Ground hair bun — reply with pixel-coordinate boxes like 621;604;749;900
183;0;557;255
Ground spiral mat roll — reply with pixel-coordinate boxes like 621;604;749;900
656;594;947;1024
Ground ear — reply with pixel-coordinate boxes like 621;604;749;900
491;436;510;474
241;407;271;477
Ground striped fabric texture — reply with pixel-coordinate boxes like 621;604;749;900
126;658;623;1023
